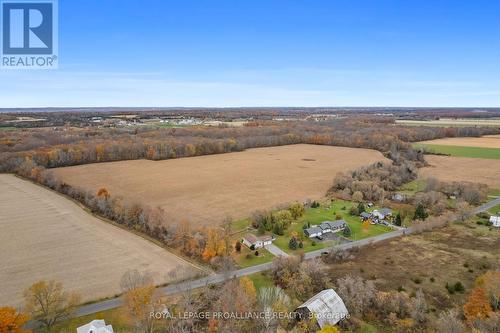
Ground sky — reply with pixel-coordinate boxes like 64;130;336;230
1;0;500;108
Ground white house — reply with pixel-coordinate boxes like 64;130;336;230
372;208;392;220
490;215;500;227
77;320;114;333
242;234;273;249
295;289;349;329
304;220;347;238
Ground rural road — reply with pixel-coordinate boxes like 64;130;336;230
473;197;500;214
73;229;406;318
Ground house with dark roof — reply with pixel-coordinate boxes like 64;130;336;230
320;220;347;233
304;226;323;238
295;289;349;329
360;212;371;220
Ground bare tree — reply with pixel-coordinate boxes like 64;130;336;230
435;310;466;333
120;269;154;293
336;275;376;316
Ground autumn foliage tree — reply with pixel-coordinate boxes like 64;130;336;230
463;287;493;325
202;228;226;262
23;280;80;333
0;307;30;333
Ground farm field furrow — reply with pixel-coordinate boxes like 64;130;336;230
53;144;389;226
420;155;500;188
0;174;199;307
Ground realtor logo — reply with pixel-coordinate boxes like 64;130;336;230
1;0;58;69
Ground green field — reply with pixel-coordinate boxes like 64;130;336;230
0;127;17;131
414;144;500;159
399;179;426;195
489;188;500;197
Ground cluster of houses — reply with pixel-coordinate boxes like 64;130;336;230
360;208;393;226
303;220;347;239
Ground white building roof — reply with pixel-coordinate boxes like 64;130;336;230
77;320;114;333
297;289;349;328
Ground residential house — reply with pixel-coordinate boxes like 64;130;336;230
490;215;500;227
295;289;349;329
77;320;114;333
242;234;273;249
360;212;371;221
372;208;392;220
304;226;323;238
320;220;347;234
305;221;347;238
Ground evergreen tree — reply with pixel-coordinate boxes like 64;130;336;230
395;213;402;226
414;204;428;220
357;202;366;215
288;237;298;250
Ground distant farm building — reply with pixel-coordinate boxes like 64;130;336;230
77;320;114;333
304;220;347;238
242;234;273;249
490;215;500;227
295;289;349;329
391;193;406;202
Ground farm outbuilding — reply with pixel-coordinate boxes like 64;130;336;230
77;320;114;333
490;215;500;227
295;289;349;329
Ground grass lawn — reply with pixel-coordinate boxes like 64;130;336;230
248;272;275;291
46;308;130;333
399;179;426;195
0;127;17;131
233;245;274;268
487;204;500;215
231;218;251;233
413;144;500;160
274;200;392;254
489;188;500;197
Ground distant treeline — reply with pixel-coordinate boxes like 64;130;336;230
2;118;499;172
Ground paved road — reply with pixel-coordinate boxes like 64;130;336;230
73;229;406;318
474;197;500;214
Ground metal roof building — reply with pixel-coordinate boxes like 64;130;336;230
295;289;349;328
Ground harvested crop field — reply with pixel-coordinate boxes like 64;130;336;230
53;144;388;225
418;135;500;148
0;174;200;307
420;155;500;188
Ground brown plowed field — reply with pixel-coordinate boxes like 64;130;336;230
420;155;500;188
0;175;199;307
53;144;388;225
418;135;500;148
